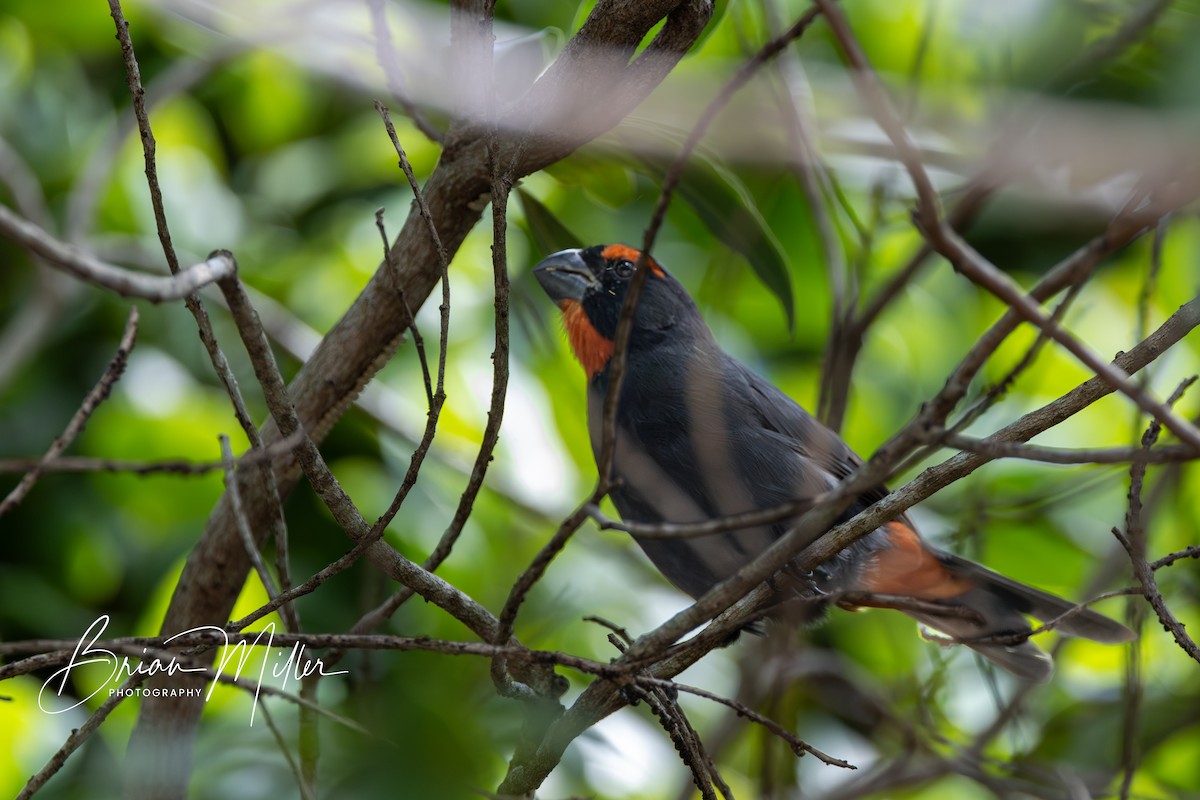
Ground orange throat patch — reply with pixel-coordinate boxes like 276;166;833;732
560;300;613;379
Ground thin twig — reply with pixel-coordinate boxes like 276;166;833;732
1115;376;1195;796
934;430;1200;465
0;307;139;517
0;206;235;301
886;191;1190;482
821;0;1169;425
1114;377;1200;664
221;434;285;620
424;95;513;636
642;677;855;769
375;103;450;270
1135;218;1168;360
446;155;513;584
1044;0;1175;95
1151;545;1200;570
367;0;443;143
373;102;451;524
215;256;367;532
105;0;261;443
259;700;317;800
821;185;992;430
375;209;434;408
496;503;593;657
0;434;306;475
228;533;394;633
637;681;723;800
16;675;144;800
107;0;180;275
225;112;460;639
0;631;621;681
948;275;1090;437
310;122;457;665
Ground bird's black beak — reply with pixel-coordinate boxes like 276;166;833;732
533;249;596;305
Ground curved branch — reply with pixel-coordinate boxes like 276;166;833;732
0;205;236;302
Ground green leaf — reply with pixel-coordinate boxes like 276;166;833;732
608;125;795;328
670;155;795;328
516;187;583;254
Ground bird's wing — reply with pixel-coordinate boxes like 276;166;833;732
731;357;891;507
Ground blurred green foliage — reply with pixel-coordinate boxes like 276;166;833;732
1;1;1199;798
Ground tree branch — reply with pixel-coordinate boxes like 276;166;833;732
0;205;235;301
0;308;139;516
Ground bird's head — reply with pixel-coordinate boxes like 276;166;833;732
533;244;703;379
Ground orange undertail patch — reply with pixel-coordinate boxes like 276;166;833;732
858;521;973;601
600;244;665;277
560;299;614;379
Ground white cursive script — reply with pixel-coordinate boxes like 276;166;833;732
38;615;348;725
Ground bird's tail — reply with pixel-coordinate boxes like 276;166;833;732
850;521;1134;681
905;553;1135;682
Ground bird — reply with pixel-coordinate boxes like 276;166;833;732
533;243;1134;682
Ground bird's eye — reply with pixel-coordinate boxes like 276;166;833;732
613;260;635;278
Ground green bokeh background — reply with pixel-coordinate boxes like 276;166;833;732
1;0;1198;798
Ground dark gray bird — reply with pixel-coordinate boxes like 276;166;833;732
534;243;1135;682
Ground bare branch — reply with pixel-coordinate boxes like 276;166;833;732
811;0;1170;431
105;0;268;458
107;0;181;274
0;308;139;517
17;676;142;800
0;632;617;681
1114;379;1200;663
496;502;594;662
221;434;286;624
375;103;451;270
0;434;305;476
0;205;236;301
641;677;855;769
258;701;317;800
935;429;1200;465
629;677;722;800
1151;545;1200;571
367;0;443;143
